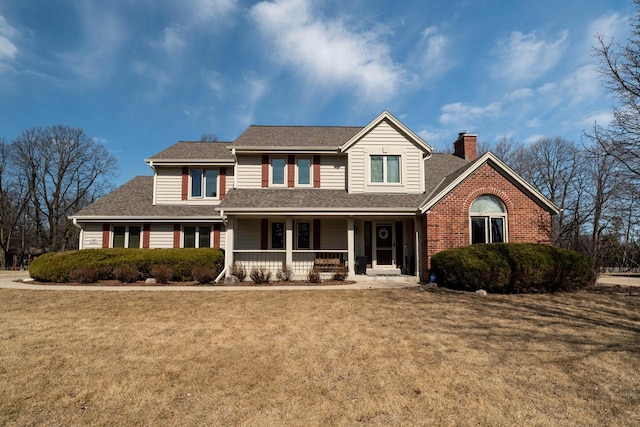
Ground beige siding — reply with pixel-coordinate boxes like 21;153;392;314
320;219;347;249
236;155;262;188
320;155;346;190
149;224;174;248
155;167;183;203
236;218;261;249
347;120;424;193
224;167;234;193
83;223;104;249
219;227;226;249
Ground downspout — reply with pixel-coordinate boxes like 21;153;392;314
214;266;227;284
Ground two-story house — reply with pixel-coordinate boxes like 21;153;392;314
70;111;559;281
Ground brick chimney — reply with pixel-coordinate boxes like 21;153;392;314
453;131;477;161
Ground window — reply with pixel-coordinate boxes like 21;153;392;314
271;157;286;185
470;195;507;244
112;226;140;248
191;169;219;198
183;226;212;248
271;222;284;249
296;221;310;249
297;157;311;185
370;155;400;183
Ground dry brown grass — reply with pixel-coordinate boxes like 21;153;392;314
0;287;638;426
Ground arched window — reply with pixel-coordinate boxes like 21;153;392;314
470;195;507;244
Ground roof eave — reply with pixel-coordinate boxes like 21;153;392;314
231;146;340;153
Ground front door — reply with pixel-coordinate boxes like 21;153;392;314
375;224;393;266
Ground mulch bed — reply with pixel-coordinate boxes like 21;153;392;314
24;279;355;287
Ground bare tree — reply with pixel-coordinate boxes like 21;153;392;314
593;1;640;177
199;133;219;142
11;126;117;252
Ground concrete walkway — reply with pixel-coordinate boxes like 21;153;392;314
0;270;420;292
595;273;640;288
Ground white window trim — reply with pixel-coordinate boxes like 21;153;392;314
368;154;403;185
469;196;508;244
190;168;220;200
182;225;213;248
112;225;141;248
296;157;313;187
270;157;287;187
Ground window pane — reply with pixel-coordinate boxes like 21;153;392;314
491;218;504;243
297;222;310;249
272;158;285;185
128;226;141;248
199;227;211;248
371;156;383;182
298;158;311;185
205;169;218;198
191;169;203;197
471;195;505;213
113;226;125;248
184;226;196;248
272;222;284;249
471;217;486;244
387;156;400;183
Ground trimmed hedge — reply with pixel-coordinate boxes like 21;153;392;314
430;243;595;293
29;248;224;283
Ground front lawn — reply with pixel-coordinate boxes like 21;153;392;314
0;288;638;425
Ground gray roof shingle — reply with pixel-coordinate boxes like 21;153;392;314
233;126;363;148
423;153;471;196
147;141;234;161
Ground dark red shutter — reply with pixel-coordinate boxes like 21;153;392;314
181;167;189;200
313;155;321;188
213;224;221;248
261;155;269;187
219;167;226;199
313;219;321;249
261;218;269;250
287;155;295;188
102;224;110;248
142;224;150;249
173;224;181;248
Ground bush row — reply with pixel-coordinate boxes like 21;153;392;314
430;243;595;293
29;248;224;283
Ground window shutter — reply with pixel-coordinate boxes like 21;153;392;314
261;155;269;187
102;224;110;248
219;167;226;199
313;155;321;188
213;223;221;248
181;167;189;200
261;218;269;250
313;219;321;249
173;224;181;248
142;224;150;249
287;155;295;188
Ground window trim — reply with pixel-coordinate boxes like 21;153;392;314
190;168;220;200
469;195;508;244
270;157;287;186
112;225;141;248
182;225;212;248
369;154;402;184
296;157;312;187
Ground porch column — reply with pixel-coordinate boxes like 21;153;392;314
285;217;293;268
414;215;421;279
347;217;355;279
225;217;235;277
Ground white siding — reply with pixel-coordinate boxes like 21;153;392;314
83;223;104;249
219;227;226;249
320;155;346;190
236;218;261;249
236;155;262;188
155;167;182;203
149;224;174;248
320;219;347;249
347;120;424;193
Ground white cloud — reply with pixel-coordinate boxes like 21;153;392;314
0;15;18;65
202;70;225;98
235;75;269;127
577;110;614;128
588;12;629;41
523;134;545;144
190;0;237;23
491;30;569;84
504;88;534;102
159;27;187;55
249;0;406;102
526;118;541;128
416;26;453;79
439;101;502;126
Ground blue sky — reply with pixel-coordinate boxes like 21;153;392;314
0;0;635;186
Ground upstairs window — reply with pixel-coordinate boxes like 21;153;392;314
297;157;311;185
370;155;400;184
271;157;286;185
470;195;507;244
191;169;219;198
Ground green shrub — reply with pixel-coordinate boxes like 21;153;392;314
68;266;100;283
151;265;173;284
29;248;224;283
430;243;595;293
114;265;140;283
192;265;216;284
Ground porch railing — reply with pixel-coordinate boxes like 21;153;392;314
232;250;348;275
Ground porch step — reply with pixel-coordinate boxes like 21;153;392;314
366;268;402;276
356;274;418;283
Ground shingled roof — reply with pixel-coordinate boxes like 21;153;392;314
423;153;472;196
233;126;363;148
71;176;219;219
146;141;234;162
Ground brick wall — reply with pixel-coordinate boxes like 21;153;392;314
421;162;552;278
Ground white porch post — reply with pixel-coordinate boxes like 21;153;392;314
414;215;421;279
347;217;355;279
285;217;293;268
225;217;235;277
